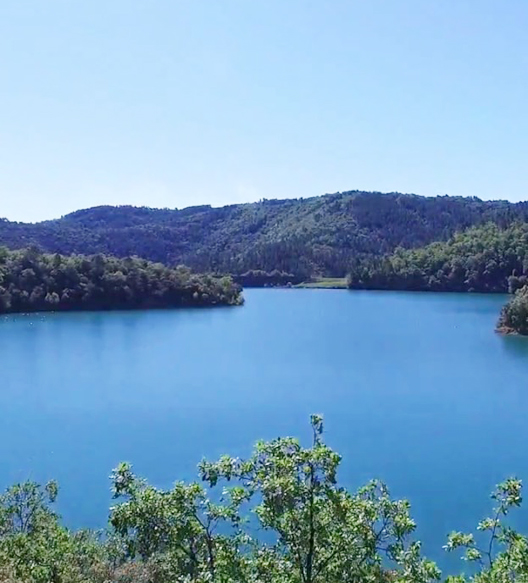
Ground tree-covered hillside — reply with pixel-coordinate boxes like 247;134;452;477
0;247;242;313
347;222;528;293
2;191;528;277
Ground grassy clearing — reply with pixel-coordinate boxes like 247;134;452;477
295;277;348;289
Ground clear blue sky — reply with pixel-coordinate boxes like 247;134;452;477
1;0;528;222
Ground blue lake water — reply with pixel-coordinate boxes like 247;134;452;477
1;288;528;571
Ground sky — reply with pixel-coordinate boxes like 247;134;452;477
1;0;528;222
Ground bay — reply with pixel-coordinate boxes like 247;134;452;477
1;288;527;570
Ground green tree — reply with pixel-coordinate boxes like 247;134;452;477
0;481;104;583
199;415;439;583
109;462;250;582
0;248;244;314
444;478;528;582
348;223;528;294
4;418;528;582
497;285;528;335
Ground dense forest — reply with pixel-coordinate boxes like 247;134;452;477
3;191;528;277
347;222;528;293
0;247;242;313
0;416;524;583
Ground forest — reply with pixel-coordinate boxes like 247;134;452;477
0;416;524;583
347;222;528;293
3;191;528;277
0;247;242;313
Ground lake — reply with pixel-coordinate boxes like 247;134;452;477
1;288;528;571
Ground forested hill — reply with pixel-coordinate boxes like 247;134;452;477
2;191;528;277
0;248;242;313
347;222;528;293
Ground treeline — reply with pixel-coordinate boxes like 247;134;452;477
0;416;523;583
0;247;243;314
232;269;304;287
347;222;528;293
3;191;528;277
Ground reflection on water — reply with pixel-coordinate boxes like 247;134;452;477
499;334;528;357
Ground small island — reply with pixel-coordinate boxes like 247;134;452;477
0;247;243;314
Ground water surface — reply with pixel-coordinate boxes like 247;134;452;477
1;289;527;570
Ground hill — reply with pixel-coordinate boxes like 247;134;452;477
347;222;528;293
2;191;528;277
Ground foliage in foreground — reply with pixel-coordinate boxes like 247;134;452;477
0;417;526;582
0;247;243;314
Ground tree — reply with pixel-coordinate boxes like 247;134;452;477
0;248;244;314
3;191;528;278
0;481;103;583
348;223;528;293
109;462;250;582
497;285;528;335
2;417;528;582
444;478;527;582
199;415;440;583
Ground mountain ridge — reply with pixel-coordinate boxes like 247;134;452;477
1;190;528;277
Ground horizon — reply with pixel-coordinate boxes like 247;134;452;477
4;188;528;224
2;1;528;222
